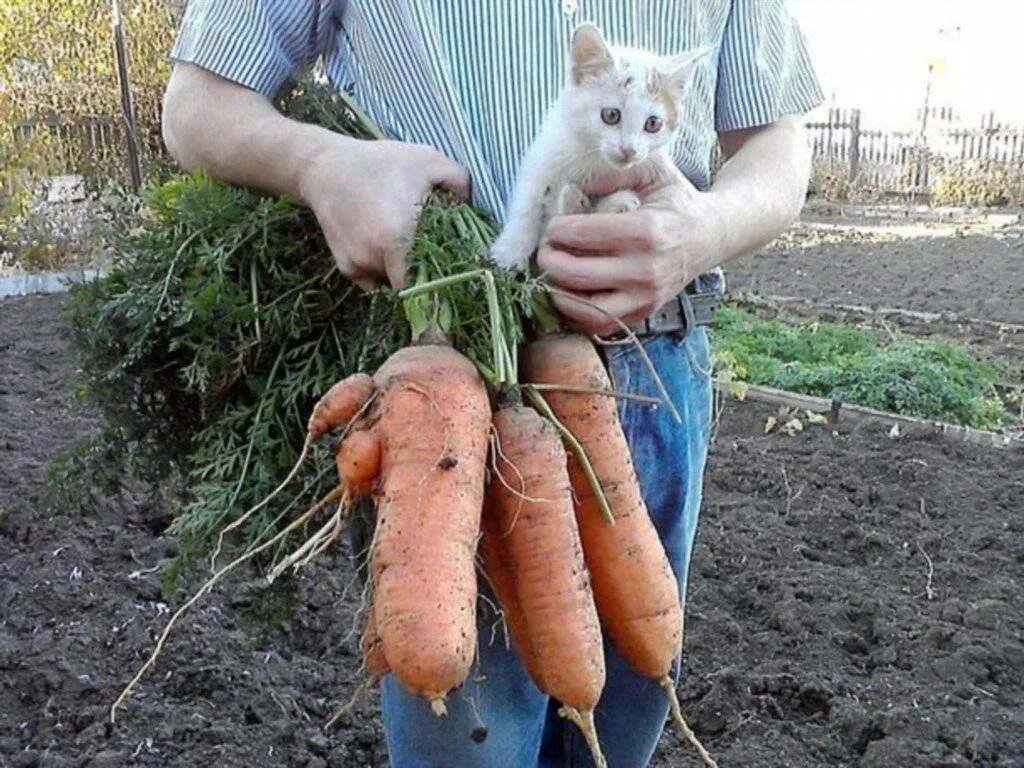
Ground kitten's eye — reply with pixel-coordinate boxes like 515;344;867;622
601;108;621;126
644;116;664;133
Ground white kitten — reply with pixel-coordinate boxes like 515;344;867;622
491;24;710;270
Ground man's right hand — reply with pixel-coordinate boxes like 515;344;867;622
299;137;470;290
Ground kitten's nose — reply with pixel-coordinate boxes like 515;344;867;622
617;146;637;164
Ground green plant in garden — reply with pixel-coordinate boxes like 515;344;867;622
712;305;1018;430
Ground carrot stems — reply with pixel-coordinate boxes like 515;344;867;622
397;269;488;300
523;386;615;525
482;270;514;387
334;87;387;140
522;382;662;406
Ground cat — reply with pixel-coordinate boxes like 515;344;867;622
491;24;710;270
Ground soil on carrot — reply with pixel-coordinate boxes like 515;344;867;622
2;293;1022;767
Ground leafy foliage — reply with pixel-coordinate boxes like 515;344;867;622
60;171;407;583
932;159;1024;207
712;306;1017;430
54;79;534;588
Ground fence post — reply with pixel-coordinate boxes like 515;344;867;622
112;0;143;193
848;109;861;182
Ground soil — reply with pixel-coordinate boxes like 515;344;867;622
725;219;1024;325
2;293;1023;768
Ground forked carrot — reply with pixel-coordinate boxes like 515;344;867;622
333;343;491;715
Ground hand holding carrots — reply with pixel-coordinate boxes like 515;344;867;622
299;137;470;290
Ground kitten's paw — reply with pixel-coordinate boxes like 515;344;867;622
593;190;642;214
557;183;593;216
490;230;535;270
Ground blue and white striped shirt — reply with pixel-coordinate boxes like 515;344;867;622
172;1;823;222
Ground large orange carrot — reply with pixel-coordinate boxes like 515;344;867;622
481;404;607;765
522;333;718;767
334;344;491;713
523;334;682;674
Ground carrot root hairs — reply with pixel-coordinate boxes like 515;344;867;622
661;676;719;768
559;706;608;768
110;484;346;723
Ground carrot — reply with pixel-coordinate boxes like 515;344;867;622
308;371;376;440
522;333;717;768
481;404;607;766
360;607;390;677
334;343;491;715
336;428;381;495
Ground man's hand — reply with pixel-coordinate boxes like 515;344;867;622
163;64;470;291
537;117;812;335
537;177;721;336
299;138;470;290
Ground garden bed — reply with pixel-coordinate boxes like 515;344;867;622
727;215;1024;325
711;305;1022;434
2;293;1021;767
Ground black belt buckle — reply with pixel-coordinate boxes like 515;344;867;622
676;286;720;341
618;275;724;341
677;289;697;341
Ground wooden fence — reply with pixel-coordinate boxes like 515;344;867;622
10;105;1024;199
11;105;165;191
807;108;1024;194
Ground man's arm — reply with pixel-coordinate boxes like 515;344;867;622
163;62;332;197
536;116;811;334
162;63;469;288
711;115;811;265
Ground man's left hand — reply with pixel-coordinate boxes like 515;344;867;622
536;177;723;336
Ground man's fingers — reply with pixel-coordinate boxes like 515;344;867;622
351;273;381;292
430;155;472;202
383;248;410;290
546;211;655;253
576;166;651;198
537;244;635;292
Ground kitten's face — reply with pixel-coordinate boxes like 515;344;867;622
565;25;709;171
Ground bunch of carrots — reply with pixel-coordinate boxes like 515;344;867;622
109;91;717;768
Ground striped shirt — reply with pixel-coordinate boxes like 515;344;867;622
172;1;823;223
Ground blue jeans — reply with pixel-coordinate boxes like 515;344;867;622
380;329;714;768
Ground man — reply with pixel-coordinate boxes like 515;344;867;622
163;2;821;766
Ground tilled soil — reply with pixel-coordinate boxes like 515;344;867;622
725;223;1024;325
1;294;1022;768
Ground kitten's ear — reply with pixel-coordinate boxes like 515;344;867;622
667;45;713;91
570;24;613;84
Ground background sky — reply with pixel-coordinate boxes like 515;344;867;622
789;0;1024;129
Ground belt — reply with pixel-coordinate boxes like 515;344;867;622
625;273;724;339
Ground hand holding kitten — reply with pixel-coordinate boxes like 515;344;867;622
490;22;713;334
538;173;722;336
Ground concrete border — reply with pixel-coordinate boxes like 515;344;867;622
0;268;102;299
720;381;1021;451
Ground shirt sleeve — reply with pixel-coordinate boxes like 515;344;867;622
714;0;824;132
171;1;339;98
